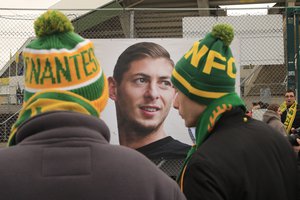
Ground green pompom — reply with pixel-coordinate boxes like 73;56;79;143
34;10;74;37
211;24;234;46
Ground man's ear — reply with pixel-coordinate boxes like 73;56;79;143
108;77;117;101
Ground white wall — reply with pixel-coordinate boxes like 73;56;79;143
183;15;284;66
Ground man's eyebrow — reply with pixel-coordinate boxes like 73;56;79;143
159;76;171;80
132;73;171;79
132;73;150;78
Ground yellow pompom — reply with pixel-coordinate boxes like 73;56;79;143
34;10;74;37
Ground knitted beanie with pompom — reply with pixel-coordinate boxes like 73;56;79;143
23;10;108;113
171;24;236;105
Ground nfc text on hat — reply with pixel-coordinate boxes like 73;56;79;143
184;41;236;79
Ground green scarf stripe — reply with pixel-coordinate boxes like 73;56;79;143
177;93;245;182
24;74;105;102
25;32;85;50
8;91;99;146
12;109;32;131
195;93;245;146
26;92;99;117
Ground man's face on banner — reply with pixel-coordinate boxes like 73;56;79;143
112;57;175;133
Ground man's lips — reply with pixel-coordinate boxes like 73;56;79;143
140;106;160;112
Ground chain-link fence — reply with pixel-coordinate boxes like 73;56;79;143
0;7;290;141
152;158;185;181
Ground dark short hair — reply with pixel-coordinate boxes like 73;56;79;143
113;42;174;84
286;89;296;96
267;103;279;112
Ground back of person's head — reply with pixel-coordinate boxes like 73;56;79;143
113;42;174;84
267;103;280;112
8;10;109;146
258;101;264;107
171;24;236;105
22;10;108;113
261;103;269;109
171;24;247;181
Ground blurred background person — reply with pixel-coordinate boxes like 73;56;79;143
262;103;287;136
279;89;300;134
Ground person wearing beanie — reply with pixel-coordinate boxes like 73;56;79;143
0;10;186;200
172;24;297;200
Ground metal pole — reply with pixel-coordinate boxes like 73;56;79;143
286;7;296;91
296;12;300;101
129;10;134;38
294;8;300;102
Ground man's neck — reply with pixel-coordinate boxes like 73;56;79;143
118;126;167;149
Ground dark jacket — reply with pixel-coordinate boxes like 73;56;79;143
137;136;191;180
136;136;191;160
183;108;297;200
0;111;186;200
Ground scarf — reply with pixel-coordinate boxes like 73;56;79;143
177;93;245;191
8;90;99;146
279;101;297;134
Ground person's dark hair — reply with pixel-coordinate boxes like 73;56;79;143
286;89;296;96
113;42;174;84
267;103;280;112
261;103;269;109
258;101;264;107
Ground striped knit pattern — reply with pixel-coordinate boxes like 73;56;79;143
8;90;100;146
171;24;236;105
9;10;109;145
23;33;108;113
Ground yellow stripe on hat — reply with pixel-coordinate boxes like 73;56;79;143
172;69;228;99
23;41;100;90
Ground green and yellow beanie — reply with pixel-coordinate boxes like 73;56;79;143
22;10;108;113
171;24;236;105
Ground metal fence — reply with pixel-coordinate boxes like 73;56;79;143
0;7;291;141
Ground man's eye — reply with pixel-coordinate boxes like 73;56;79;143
162;81;172;86
160;80;173;89
135;78;146;84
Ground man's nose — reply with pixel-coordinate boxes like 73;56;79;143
144;83;159;100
